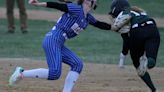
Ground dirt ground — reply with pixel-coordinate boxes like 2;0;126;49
1;8;164;92
0;58;164;92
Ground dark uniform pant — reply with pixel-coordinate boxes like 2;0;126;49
121;33;130;55
129;21;160;69
6;0;27;30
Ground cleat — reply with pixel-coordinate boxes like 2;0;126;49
9;67;24;86
137;55;148;76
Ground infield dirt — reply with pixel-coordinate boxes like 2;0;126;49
0;58;164;92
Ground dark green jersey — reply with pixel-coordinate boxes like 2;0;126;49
122;9;150;26
130;11;150;25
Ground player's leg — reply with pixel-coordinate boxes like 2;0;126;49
145;25;160;69
119;33;130;68
61;46;83;92
42;35;63;80
23;36;63;80
143;26;160;92
130;47;157;92
9;34;63;85
130;28;158;92
6;0;15;33
17;0;28;33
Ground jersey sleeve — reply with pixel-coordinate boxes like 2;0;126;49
87;13;97;24
47;2;68;12
67;3;81;15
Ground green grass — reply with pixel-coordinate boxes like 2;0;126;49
0;0;164;17
95;0;164;17
0;0;56;11
0;19;164;67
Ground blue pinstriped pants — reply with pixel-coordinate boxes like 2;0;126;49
42;29;83;80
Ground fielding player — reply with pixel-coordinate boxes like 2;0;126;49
9;0;111;92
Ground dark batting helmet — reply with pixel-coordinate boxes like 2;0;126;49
109;0;130;18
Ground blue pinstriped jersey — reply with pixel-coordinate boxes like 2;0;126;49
53;3;97;38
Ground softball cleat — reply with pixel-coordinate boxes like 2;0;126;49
9;67;24;86
137;55;148;76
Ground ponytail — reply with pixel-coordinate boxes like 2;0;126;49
131;6;145;13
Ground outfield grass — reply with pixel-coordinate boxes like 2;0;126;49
0;0;164;17
0;19;164;67
95;0;164;17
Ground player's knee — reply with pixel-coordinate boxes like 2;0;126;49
78;61;83;73
48;69;61;80
72;60;83;74
147;57;156;69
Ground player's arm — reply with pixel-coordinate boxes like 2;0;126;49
111;11;131;32
90;21;111;30
28;0;68;12
87;14;111;30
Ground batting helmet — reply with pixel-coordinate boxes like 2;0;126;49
109;0;130;18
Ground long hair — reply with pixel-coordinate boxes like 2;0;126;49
130;6;145;13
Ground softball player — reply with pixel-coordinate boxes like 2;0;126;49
109;0;130;68
110;0;160;92
9;0;111;92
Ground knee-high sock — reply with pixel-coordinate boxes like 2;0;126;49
22;68;48;79
140;72;156;92
63;71;79;92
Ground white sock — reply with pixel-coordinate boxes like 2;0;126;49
63;71;80;92
119;53;126;67
22;68;49;79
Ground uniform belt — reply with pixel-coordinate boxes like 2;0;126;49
132;21;154;29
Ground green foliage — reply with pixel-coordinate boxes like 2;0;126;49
0;19;164;67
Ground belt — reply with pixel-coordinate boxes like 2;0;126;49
132;21;154;29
